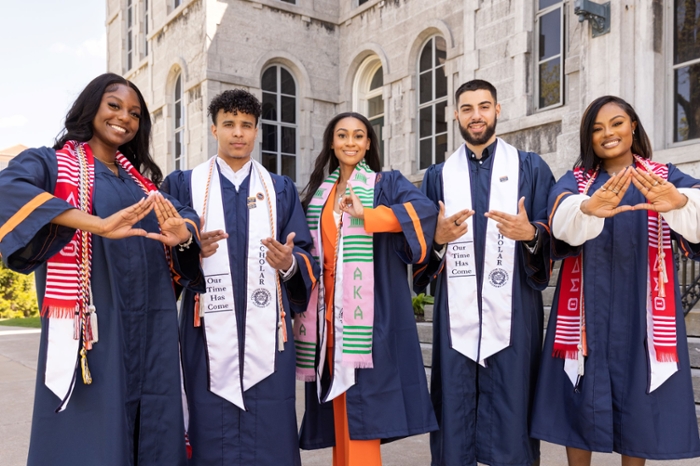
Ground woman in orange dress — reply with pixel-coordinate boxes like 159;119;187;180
296;112;438;465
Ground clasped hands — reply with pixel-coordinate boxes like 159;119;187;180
580;166;688;218
435;197;536;245
98;191;191;246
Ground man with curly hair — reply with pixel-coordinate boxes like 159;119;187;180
162;89;318;465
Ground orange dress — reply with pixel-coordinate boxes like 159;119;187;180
321;183;401;466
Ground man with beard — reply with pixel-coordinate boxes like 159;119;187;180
415;79;555;466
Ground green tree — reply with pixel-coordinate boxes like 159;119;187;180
0;261;39;319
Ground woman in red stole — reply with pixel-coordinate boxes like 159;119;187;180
297;113;438;465
0;73;201;466
531;96;700;465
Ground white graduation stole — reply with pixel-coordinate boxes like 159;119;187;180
443;139;519;365
191;157;279;410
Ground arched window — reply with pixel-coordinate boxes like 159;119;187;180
418;36;447;170
173;74;185;170
261;65;297;181
354;58;385;166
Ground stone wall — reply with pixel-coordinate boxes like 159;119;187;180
105;0;700;185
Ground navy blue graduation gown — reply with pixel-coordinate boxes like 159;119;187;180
162;168;318;466
415;148;554;466
0;147;202;466
531;165;700;460
299;170;439;449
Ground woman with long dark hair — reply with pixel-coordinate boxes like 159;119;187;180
0;73;202;465
531;96;700;465
296;112;438;465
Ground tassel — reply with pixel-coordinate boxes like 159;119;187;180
278;321;285;352
80;347;92;385
73;310;81;340
184;432;192;459
574;345;585;393
89;305;99;344
194;294;201;328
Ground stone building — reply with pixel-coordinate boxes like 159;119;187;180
106;0;700;185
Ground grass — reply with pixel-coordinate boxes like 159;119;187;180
0;317;41;328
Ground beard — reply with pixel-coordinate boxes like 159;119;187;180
458;118;497;146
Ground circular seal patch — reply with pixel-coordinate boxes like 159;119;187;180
256;192;265;200
488;268;509;288
251;288;272;308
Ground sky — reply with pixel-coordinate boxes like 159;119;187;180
0;1;107;151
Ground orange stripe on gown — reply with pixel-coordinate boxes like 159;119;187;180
321;184;382;466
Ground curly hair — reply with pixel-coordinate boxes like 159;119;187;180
54;73;162;186
208;89;262;125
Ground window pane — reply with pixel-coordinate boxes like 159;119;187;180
175;103;182;128
175;76;181;100
435;101;447;135
539;8;561;61
280;68;296;95
435;36;446;66
419;71;432;104
262;67;277;92
262;152;277;174
674;63;700;142
281;0;296;3
419;39;433;72
281;126;296;154
370;117;384;166
368;95;384;118
539;0;559;9
419;138;432;170
282;155;296;181
262;92;277;121
539;58;561;108
175;131;183;170
419;106;432;138
262;124;277;151
281;96;295;123
370;66;383;90
435;66;447;99
674;0;700;64
435;134;447;165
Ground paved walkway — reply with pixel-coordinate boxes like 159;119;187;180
1;327;698;466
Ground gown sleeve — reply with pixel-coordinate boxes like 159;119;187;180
413;164;445;293
663;164;700;259
0;147;76;273
275;176;319;315
547;171;585;260
519;152;555;291
377;170;438;267
160;170;205;294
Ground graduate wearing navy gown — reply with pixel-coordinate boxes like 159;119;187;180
297;113;438;466
161;90;318;466
0;74;201;466
415;80;554;466
531;96;700;464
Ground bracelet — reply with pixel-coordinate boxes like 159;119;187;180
178;232;194;251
